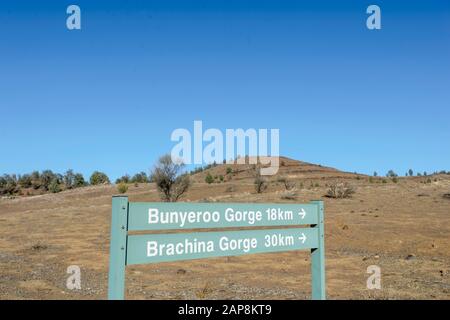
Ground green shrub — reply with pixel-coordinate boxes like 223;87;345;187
40;170;56;190
48;179;61;193
63;170;75;189
30;171;41;189
73;173;86;187
0;174;18;195
131;172;148;183
115;175;130;184
205;173;214;184
90;171;110;185
117;182;128;194
18;174;32;188
226;167;232;175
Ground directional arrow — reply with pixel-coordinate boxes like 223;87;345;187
298;232;307;244
298;208;306;219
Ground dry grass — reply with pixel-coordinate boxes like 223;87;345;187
0;158;450;300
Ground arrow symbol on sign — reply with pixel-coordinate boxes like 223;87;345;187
298;208;306;219
298;233;307;244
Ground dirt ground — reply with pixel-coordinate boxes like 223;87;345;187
1;159;450;300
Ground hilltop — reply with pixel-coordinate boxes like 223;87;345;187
189;156;361;184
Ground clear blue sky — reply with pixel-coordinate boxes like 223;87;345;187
1;1;449;180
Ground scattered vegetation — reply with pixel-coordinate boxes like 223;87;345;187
0;169;86;196
116;172;149;184
205;173;214;184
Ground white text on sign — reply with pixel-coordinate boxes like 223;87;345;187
148;207;306;227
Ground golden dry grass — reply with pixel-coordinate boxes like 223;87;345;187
1;158;449;299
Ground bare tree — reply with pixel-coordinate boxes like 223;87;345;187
151;154;191;202
254;167;268;194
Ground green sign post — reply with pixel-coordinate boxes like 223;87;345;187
108;196;325;300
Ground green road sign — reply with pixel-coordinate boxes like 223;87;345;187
108;197;325;300
127;227;318;265
128;202;319;231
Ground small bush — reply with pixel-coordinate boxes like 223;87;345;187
254;171;268;194
326;182;355;199
226;167;232;175
117;182;128;194
278;176;296;190
205;173;214;184
90;171;110;185
73;173;86;187
48;179;61;193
